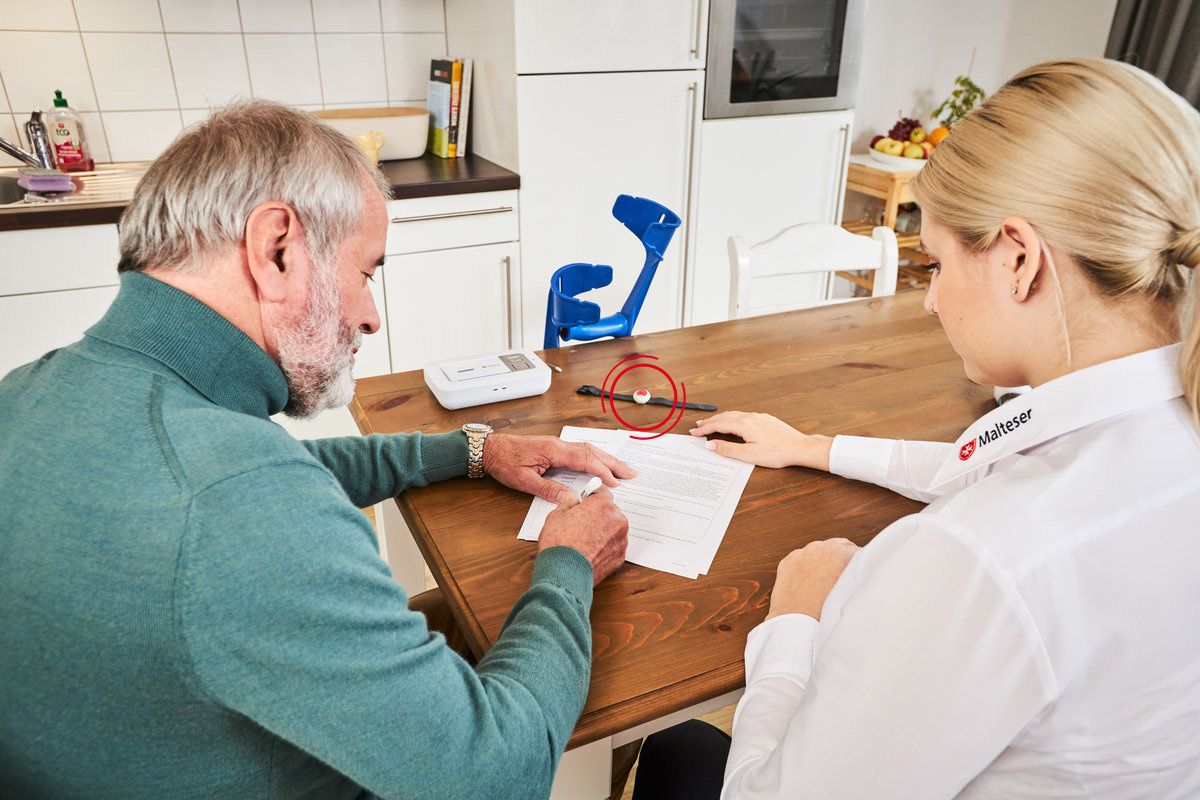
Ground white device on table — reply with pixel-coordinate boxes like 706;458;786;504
423;349;552;410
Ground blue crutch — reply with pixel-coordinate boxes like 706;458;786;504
543;194;681;349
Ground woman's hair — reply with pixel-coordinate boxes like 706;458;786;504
910;58;1200;425
118;99;391;274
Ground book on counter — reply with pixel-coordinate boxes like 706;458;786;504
427;57;473;159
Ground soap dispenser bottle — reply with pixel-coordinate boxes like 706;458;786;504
43;90;94;172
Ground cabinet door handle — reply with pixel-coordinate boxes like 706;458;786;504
390;206;514;224
503;255;513;348
680;81;700;328
831;122;850;223
690;0;704;59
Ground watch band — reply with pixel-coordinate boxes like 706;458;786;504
575;384;718;412
461;423;492;478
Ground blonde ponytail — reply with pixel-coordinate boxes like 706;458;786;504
910;58;1200;427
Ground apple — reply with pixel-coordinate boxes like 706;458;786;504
870;134;884;149
919;141;933;158
902;143;924;159
873;136;895;153
909;127;927;144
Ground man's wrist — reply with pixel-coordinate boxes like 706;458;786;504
461;423;492;478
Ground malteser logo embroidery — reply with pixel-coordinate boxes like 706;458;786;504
960;409;1033;461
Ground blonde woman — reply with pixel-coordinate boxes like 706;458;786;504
631;59;1200;800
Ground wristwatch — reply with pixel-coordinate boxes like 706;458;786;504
461;422;493;478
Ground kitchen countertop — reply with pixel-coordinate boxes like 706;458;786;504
0;153;519;233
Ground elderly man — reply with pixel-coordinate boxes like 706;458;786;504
0;101;631;798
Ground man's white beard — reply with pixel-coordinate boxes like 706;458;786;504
277;262;362;419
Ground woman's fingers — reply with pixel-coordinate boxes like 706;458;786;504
690;411;751;438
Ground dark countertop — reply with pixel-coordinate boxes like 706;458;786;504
0;154;519;233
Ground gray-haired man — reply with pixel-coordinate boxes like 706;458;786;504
0;100;630;798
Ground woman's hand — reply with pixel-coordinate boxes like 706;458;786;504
689;411;833;470
767;538;860;620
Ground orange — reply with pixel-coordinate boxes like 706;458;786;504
929;126;951;146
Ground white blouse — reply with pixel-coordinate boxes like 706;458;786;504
722;344;1200;799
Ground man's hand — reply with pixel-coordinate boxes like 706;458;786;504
482;433;636;505
538;487;629;585
767;538;860;621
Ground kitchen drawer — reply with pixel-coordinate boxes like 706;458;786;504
0;224;121;296
385;190;518;255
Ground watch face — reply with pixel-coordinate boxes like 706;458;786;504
463;422;492;434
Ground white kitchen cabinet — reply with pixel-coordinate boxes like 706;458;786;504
0;224;120;296
0;223;121;379
513;0;708;74
687;110;854;326
354;271;392;380
515;70;703;348
385;190;519;256
0;285;119;378
385;242;518;372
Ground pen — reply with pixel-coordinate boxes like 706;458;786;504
580;476;603;499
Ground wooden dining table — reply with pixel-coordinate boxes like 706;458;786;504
349;290;993;797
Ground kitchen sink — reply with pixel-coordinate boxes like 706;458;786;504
0;163;148;209
0;175;26;205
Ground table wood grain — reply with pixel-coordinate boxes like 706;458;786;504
350;291;993;748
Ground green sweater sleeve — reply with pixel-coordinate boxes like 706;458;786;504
301;431;469;507
178;461;594;800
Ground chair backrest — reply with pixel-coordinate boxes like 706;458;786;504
727;223;899;319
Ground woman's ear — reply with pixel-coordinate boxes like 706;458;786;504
245;201;304;305
996;216;1044;301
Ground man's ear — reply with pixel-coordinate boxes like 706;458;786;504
245;201;304;305
996;216;1044;301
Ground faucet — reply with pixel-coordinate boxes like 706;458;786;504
0;111;55;169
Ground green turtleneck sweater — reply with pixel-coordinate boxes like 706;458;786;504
0;272;595;799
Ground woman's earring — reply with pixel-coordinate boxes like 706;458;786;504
1010;285;1018;295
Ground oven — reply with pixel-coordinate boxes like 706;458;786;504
705;0;866;118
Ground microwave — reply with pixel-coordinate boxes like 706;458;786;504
705;0;867;119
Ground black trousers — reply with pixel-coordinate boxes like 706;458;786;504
632;719;731;800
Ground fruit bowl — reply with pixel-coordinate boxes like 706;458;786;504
868;149;926;169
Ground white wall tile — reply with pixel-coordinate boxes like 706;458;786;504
83;33;176;110
0;113;22;166
78;111;110;162
0;32;97;113
312;0;382;33
101;109;182;161
167;34;250;107
159;0;240;32
0;0;77;31
381;0;444;32
74;0;162;32
238;0;313;33
384;33;443;102
180;107;210;128
0;78;9;113
245;34;322;105
317;33;387;105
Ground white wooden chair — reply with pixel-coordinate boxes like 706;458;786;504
727;223;899;319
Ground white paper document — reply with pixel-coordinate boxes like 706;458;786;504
517;426;754;579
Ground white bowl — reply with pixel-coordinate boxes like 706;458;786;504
868;148;927;169
315;107;430;161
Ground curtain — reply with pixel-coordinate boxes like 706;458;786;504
1106;0;1200;107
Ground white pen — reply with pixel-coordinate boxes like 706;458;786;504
579;476;603;500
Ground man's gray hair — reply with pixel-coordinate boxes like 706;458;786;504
118;100;392;273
